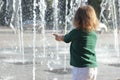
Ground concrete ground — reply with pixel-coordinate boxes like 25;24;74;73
0;58;120;80
0;28;120;80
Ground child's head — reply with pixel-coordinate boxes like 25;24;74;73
73;5;99;32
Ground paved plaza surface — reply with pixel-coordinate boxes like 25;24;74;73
0;57;120;80
0;28;120;80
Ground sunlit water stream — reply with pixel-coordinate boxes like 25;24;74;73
0;0;120;80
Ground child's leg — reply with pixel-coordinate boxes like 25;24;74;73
88;68;97;80
72;67;97;80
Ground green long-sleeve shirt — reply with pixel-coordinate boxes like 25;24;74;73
64;29;97;67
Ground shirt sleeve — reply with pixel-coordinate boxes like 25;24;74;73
63;29;76;43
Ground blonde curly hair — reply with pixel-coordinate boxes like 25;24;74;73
73;5;99;32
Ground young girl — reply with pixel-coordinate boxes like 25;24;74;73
53;5;99;80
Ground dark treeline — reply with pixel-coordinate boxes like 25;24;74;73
0;0;66;29
0;0;101;27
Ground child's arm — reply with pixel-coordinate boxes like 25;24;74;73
53;34;64;41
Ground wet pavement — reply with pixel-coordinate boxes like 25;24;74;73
0;28;120;80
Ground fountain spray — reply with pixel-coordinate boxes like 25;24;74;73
33;0;37;80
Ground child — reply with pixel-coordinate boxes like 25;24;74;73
53;5;99;80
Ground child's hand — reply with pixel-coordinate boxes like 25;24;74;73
53;34;64;41
53;34;58;37
53;34;60;41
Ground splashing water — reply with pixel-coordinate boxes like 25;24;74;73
32;0;37;80
52;0;59;61
0;0;4;11
1;0;120;80
100;0;119;55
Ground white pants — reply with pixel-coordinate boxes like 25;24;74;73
72;67;97;80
